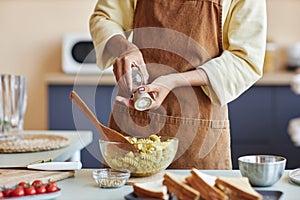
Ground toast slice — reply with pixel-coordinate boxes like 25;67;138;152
163;172;200;200
187;168;228;200
215;177;262;200
132;179;169;200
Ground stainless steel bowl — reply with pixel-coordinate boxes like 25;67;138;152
238;155;286;187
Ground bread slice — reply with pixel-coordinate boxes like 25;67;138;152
215;177;262;200
133;179;169;200
187;168;228;200
163;172;200;200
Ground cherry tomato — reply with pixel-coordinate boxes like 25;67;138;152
2;188;12;197
24;185;36;196
0;191;3;198
48;180;57;188
18;181;28;188
32;180;43;187
11;187;25;197
46;184;58;193
35;184;47;194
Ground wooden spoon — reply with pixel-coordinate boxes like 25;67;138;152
70;90;137;152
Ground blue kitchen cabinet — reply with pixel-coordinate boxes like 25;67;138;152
228;86;276;168
48;84;300;169
229;86;300;169
48;85;115;168
274;87;300;168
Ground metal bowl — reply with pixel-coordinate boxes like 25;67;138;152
238;155;286;187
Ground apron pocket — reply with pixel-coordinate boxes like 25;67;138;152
198;126;229;159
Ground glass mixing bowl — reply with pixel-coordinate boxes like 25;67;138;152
99;135;178;177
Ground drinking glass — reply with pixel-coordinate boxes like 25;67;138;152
0;74;27;140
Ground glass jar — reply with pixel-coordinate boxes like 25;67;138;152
263;43;279;73
287;43;300;71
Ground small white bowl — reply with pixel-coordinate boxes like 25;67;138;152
92;168;130;188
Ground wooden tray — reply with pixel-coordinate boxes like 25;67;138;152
0;134;70;153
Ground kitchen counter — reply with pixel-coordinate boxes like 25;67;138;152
0;130;93;167
45;70;298;86
55;169;300;200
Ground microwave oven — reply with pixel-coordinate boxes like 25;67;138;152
62;33;113;74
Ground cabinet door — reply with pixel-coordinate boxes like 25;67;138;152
229;86;300;169
48;85;115;168
275;86;300;168
228;86;275;168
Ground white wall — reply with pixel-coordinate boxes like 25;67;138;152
0;0;96;130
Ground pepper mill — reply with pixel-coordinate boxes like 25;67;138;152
131;66;152;111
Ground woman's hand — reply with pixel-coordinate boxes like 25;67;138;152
137;69;208;110
113;49;148;97
106;35;149;98
137;74;178;110
116;74;175;110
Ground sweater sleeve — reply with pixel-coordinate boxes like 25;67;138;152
89;0;136;70
199;0;267;106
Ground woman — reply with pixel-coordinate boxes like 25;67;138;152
89;0;267;169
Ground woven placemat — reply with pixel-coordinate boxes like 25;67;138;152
0;134;70;153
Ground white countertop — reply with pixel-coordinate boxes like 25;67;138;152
0;130;93;167
55;169;300;200
45;70;298;86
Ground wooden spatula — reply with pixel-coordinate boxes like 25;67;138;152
70;90;137;152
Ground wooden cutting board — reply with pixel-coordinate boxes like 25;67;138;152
0;169;75;186
127;171;165;185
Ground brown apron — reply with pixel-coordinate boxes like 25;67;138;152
109;0;232;169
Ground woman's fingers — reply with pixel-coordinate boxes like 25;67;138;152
138;84;159;93
115;96;134;109
113;62;129;97
113;58;133;96
137;84;168;110
113;49;147;97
